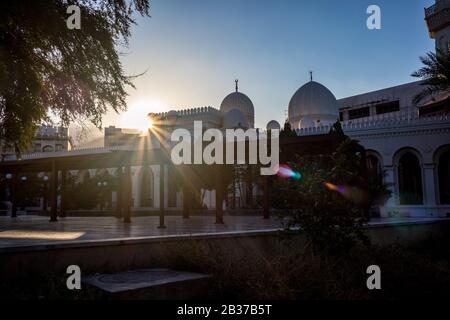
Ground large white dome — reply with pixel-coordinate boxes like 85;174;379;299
220;82;255;128
299;116;315;129
288;81;339;128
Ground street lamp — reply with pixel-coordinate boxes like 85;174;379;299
97;180;109;211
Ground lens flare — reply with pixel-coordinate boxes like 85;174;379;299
324;182;345;194
277;164;302;180
323;182;366;203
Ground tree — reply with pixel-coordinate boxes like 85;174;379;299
411;49;450;105
0;0;150;153
273;124;370;255
280;120;297;138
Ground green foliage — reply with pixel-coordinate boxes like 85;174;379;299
273;129;370;255
66;172;99;210
411;49;450;104
0;0;150;152
367;168;392;209
280;121;297;138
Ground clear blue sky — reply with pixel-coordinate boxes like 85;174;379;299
102;0;435;131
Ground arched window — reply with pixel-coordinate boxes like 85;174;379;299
140;167;154;207
438;149;450;204
398;152;423;205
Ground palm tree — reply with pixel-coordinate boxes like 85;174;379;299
411;49;450;105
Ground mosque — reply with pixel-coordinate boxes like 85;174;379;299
142;1;450;218
1;0;449;219
142;73;449;218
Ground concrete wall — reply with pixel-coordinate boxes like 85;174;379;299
0;220;449;282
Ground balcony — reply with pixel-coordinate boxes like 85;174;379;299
425;1;450;38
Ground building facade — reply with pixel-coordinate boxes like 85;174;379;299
2;0;449;218
1;125;71;159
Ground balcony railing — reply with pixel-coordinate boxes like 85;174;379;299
425;4;436;17
425;1;450;36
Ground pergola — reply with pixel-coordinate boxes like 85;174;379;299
0;143;246;227
0;133;362;226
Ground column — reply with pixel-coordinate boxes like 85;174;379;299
182;181;190;219
215;167;224;224
50;161;58;222
423;163;437;206
123;165;132;223
382;165;397;216
263;176;269;219
11;173;18;218
158;164;166;228
60;169;67;217
116;167;123;218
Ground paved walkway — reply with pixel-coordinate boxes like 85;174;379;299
0;215;283;249
0;215;447;249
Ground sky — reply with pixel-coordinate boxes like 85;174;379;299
90;0;435;143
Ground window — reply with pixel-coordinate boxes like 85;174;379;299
348;107;370;120
42;145;54;152
398;152;423;205
438;149;450;204
375;100;400;115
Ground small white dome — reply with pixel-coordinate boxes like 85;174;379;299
288;81;339;127
299;116;315;129
220;82;255;127
167;110;178;117
222;109;249;129
266;120;281;130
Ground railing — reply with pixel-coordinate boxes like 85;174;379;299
425;1;450;34
425;4;436;18
152;106;221;118
1;145;140;161
295;112;450;137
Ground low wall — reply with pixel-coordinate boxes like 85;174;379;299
0;219;449;282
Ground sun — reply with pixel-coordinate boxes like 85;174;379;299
119;99;165;133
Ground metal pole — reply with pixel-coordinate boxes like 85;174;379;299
158;164;166;228
11;173;17;218
60;170;66;217
50;161;58;222
123;165;132;223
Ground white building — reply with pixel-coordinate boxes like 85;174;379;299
3;0;449;218
0;125;71;158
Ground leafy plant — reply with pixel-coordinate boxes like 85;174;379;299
411;49;450;104
274;124;370;255
0;0;150;153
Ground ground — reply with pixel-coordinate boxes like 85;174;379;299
0;214;445;249
0;215;281;248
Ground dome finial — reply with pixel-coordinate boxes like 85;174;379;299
309;71;313;82
235;79;239;92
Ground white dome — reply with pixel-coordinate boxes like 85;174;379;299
222;109;249;129
288;81;339;126
299;116;315;129
266;120;281;130
220;88;254;128
167;110;178;117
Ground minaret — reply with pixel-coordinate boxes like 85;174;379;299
424;0;450;53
